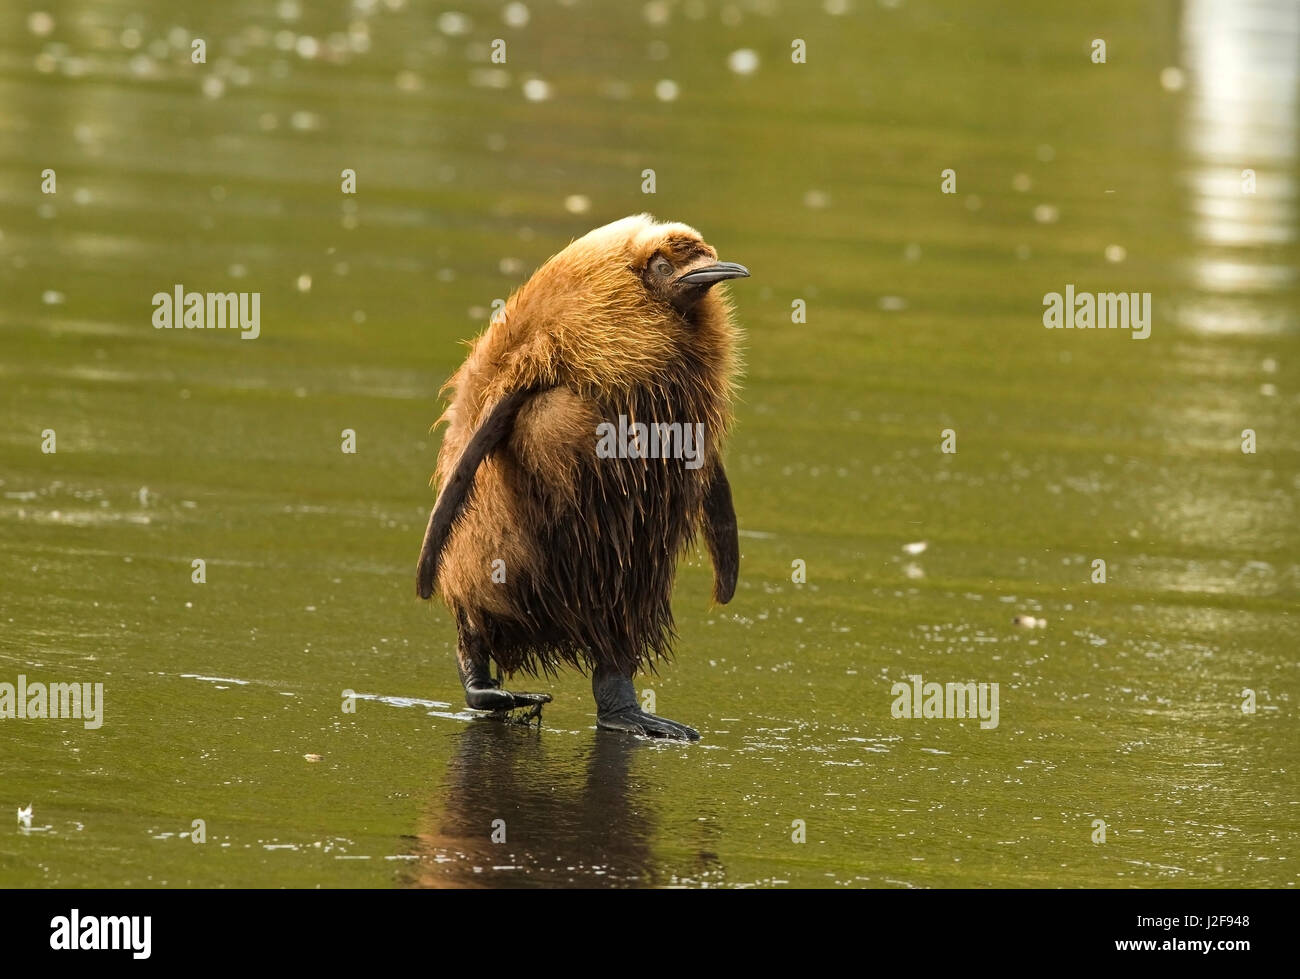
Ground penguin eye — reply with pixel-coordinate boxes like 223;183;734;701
654;258;674;278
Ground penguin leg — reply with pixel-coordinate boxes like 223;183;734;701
592;665;700;741
456;615;552;713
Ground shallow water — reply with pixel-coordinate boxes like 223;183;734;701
1;0;1296;887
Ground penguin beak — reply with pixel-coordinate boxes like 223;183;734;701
675;261;750;287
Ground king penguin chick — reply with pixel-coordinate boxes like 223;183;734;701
416;214;748;740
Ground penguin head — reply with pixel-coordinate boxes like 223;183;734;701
626;222;749;318
494;214;746;396
545;214;748;324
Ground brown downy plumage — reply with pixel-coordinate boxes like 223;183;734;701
416;214;747;740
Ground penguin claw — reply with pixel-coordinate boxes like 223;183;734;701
507;698;548;728
597;708;701;742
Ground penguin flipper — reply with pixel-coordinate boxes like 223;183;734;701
416;387;539;599
702;462;738;604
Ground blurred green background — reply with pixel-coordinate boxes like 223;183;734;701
0;0;1296;887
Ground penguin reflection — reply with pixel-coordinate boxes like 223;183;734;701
404;718;661;887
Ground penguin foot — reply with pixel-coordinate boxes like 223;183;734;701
596;707;700;741
591;666;700;741
464;684;552;713
458;648;551;714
